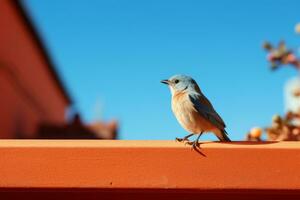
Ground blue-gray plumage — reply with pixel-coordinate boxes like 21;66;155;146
161;74;230;148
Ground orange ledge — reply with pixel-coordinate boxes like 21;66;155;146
0;140;300;199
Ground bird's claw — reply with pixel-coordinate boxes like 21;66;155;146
192;142;199;150
185;141;193;145
175;137;189;142
185;141;200;150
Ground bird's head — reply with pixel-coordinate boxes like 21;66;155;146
161;74;200;95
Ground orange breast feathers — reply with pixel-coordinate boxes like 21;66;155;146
171;91;217;134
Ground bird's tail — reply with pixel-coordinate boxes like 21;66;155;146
216;129;231;142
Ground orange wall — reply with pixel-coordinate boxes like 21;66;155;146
0;140;300;199
0;1;69;138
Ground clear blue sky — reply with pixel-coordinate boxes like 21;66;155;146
23;0;300;140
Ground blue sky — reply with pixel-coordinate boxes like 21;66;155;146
23;0;300;140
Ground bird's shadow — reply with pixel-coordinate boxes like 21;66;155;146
212;141;279;145
192;145;206;157
190;141;279;157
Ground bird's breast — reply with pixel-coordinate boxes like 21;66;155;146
172;91;215;133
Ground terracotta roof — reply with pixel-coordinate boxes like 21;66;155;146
11;0;72;104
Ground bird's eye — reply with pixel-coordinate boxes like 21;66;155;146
174;79;179;84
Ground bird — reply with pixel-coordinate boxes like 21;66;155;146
161;74;231;149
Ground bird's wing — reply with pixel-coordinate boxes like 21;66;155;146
189;92;226;130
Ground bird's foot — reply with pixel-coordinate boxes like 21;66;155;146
192;141;199;150
176;137;185;142
175;137;190;142
186;140;200;150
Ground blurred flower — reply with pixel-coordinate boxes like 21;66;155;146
293;88;300;97
249;127;262;138
272;114;282;125
262;40;300;69
292;128;300;136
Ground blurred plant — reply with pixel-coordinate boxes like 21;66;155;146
246;112;300;141
246;127;262;141
247;22;300;141
262;41;300;70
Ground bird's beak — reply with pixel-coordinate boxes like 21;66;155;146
160;79;170;85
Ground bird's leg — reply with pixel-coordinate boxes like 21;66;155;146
176;133;194;142
192;132;202;149
186;132;203;149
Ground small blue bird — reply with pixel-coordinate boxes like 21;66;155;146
161;74;231;148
